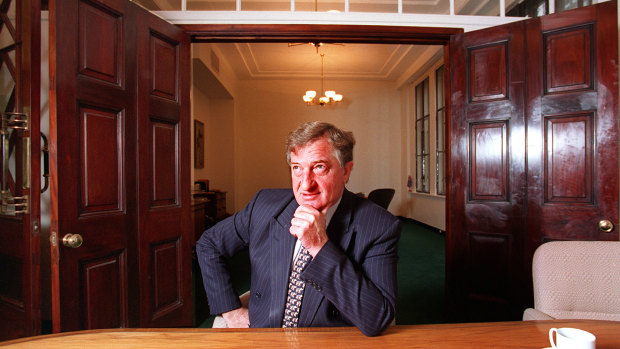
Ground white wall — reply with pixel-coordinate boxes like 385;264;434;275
192;45;237;211
191;87;236;211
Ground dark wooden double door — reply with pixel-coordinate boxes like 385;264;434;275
48;0;192;332
448;1;618;321
1;0;192;339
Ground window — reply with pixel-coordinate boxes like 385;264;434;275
507;0;547;17
556;0;592;11
507;0;594;17
415;78;430;193
409;57;444;197
435;66;446;196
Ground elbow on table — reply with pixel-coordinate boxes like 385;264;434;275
360;323;390;337
358;313;395;337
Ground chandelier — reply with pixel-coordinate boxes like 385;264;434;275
303;54;343;106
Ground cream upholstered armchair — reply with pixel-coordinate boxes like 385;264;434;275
523;241;620;321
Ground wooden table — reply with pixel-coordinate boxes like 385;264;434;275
2;320;619;348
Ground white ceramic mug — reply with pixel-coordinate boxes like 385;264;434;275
549;327;596;349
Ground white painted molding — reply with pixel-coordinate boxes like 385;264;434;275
156;11;526;32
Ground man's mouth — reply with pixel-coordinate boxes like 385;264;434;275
299;191;320;200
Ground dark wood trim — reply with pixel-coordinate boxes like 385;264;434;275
23;0;42;338
182;22;459;322
180;24;462;45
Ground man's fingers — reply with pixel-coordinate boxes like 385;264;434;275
294;205;326;224
295;204;321;215
290;216;312;230
290;204;328;246
289;222;304;239
292;212;314;225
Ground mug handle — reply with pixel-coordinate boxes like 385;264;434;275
549;328;558;348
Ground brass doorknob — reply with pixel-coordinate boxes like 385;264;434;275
62;234;83;248
598;220;614;233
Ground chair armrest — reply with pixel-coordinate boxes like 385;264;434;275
212;315;228;328
523;308;555;321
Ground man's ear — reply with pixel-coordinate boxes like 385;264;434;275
343;161;354;183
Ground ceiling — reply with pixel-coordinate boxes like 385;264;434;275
209;42;442;82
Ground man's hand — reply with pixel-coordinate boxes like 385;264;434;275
290;205;329;257
221;307;249;328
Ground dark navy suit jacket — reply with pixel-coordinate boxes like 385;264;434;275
196;188;401;336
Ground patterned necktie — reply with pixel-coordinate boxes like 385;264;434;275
282;246;312;327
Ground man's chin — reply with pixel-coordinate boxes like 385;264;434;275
296;197;324;210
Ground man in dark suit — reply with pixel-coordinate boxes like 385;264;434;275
197;121;401;336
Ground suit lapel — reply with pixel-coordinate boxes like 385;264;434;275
268;199;298;327
299;190;356;326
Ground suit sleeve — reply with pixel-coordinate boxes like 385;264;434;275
196;192;256;315
301;215;401;336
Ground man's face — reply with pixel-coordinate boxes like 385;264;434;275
290;137;353;212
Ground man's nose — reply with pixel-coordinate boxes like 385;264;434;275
300;170;315;189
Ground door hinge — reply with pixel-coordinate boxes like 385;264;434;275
50;231;57;247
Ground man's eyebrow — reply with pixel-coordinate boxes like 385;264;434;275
290;159;329;165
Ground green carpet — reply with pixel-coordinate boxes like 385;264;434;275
395;219;445;325
198;218;446;327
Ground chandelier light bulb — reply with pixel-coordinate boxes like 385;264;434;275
301;53;342;106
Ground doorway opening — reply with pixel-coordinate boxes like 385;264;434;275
185;25;458;325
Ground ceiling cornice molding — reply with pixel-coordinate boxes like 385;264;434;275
231;42;417;80
394;45;443;88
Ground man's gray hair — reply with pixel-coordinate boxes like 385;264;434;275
286;121;355;168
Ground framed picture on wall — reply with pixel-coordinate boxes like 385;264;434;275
194;120;204;169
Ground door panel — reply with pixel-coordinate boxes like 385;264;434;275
80;107;123;213
448;1;618;322
50;0;137;331
523;2;618;308
136;8;192;326
526;1;618;245
50;0;191;331
544;26;592;93
544;114;593;204
78;2;123;84
448;19;527;322
151;121;177;206
81;251;128;329
0;0;41;341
